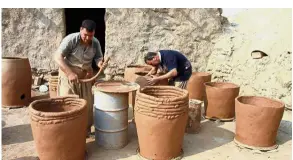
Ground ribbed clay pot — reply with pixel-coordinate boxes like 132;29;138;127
204;82;240;120
135;86;189;160
234;96;285;150
129;71;169;122
2;57;32;107
29;96;88;160
186;72;211;101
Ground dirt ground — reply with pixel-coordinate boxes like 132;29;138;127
1;102;292;160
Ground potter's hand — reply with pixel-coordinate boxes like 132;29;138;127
101;60;108;69
147;76;159;85
85;70;93;79
68;72;79;83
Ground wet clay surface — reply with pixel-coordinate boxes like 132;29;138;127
93;81;140;93
2;104;292;160
2;57;32;107
205;82;240;120
124;65;152;83
235;96;285;148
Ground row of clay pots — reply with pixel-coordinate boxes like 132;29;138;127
186;72;285;150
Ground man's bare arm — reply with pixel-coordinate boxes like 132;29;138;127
54;51;79;83
155;68;177;81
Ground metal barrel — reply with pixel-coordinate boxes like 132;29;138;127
94;91;129;149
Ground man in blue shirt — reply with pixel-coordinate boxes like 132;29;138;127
144;50;192;89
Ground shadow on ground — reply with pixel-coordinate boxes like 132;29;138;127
277;120;292;145
2;124;33;145
86;122;138;160
183;120;235;157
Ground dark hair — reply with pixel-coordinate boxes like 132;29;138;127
144;52;157;63
81;19;96;32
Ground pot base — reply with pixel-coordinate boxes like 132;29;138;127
205;115;234;122
234;138;278;151
136;148;184;160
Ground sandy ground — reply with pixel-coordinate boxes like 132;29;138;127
1;103;292;160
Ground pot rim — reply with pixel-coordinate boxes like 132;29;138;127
204;82;240;89
137;86;188;102
126;64;150;68
235;95;285;109
93;80;140;93
29;95;87;118
2;57;28;61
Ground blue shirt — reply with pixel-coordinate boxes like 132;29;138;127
159;50;192;81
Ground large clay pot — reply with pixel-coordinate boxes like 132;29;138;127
29;96;87;160
234;96;285;150
2;57;32;107
135;86;189;160
186;72;212;101
204;82;240;120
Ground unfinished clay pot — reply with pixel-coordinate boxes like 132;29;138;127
124;65;152;82
2;57;32;107
186;99;202;134
124;65;152;120
186;72;212;101
204;82;240;120
135;72;169;89
29;96;87;160
129;71;168;119
234;96;285;150
135;86;189;160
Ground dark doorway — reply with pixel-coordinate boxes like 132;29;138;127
65;8;106;71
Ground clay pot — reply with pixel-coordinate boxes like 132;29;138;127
135;72;169;88
129;71;168;117
135;86;189;160
49;72;59;98
124;65;152;120
29;96;87;160
186;99;202;134
204;82;240;120
124;65;152;82
186;72;211;101
234;96;285;149
2;57;32;107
